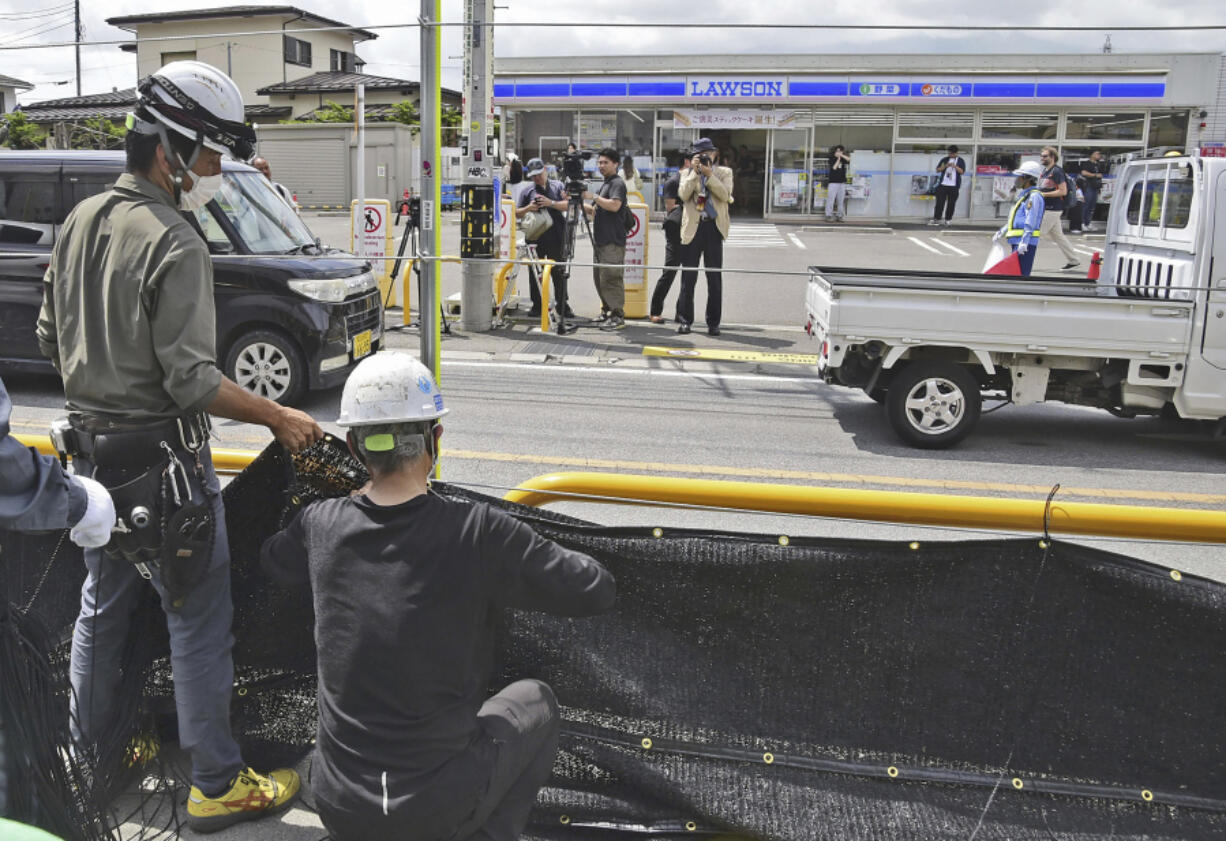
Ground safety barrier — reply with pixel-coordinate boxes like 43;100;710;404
16;433;1226;544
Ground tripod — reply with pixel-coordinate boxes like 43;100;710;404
554;180;595;336
387;199;451;335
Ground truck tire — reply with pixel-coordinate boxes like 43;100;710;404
224;328;306;406
885;362;981;448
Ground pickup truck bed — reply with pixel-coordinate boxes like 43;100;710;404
807;266;1193;363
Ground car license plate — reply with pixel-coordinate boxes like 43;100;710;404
352;330;372;359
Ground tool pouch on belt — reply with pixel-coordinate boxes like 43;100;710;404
75;415;216;609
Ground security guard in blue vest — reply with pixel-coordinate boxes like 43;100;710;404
994;161;1045;276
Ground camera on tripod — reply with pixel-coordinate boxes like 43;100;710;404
560;148;592;191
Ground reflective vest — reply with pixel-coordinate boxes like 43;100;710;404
1005;187;1042;239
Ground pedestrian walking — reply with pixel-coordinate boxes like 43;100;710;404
1036;146;1080;270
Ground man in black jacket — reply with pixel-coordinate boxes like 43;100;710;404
261;352;616;841
929;145;966;227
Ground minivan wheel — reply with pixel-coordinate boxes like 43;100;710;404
885;362;981;449
224;329;306;406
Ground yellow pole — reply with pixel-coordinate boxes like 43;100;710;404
539;259;554;332
504;471;1226;544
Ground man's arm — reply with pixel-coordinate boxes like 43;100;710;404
259;507;312;589
1041;168;1068;200
955;158;966;174
0;377;85;531
206;378;322;453
705;166;733;202
35;255;60;371
487;507;615;617
678;167;699;201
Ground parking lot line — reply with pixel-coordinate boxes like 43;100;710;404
931;238;971;257
907;236;944;255
787;233;806;249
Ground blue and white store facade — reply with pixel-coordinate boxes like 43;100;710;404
493;52;1223;222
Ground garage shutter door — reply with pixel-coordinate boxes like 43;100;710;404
258;138;348;206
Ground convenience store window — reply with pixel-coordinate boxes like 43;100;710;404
1147;109;1191;151
1065;112;1145;142
979;112;1058;141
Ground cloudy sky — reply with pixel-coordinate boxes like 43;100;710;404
3;0;1224;105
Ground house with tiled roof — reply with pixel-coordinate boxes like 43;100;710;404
0;74;33;114
257;71;460;120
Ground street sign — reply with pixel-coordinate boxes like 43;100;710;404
350;199;394;283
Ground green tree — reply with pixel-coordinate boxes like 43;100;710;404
306;100;354;123
387;100;419;127
70;116;125;150
1;112;47;150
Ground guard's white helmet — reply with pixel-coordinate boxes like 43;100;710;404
1013;161;1045;180
337;352;449;427
133;61;255;160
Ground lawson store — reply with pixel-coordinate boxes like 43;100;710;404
493;52;1223;222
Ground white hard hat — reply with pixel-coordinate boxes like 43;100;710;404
1012;160;1045;179
133;61;255;160
336;352;449;427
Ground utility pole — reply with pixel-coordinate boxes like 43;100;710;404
74;0;82;97
420;0;442;378
459;0;494;331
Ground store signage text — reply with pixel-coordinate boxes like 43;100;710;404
920;83;964;96
858;83;902;96
688;78;785;98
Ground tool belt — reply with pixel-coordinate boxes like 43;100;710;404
56;412;216;609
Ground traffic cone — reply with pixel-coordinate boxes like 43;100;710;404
1087;251;1102;281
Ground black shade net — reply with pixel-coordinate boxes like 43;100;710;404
3;435;1225;840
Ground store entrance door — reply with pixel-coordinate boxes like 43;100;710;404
717;129;768;217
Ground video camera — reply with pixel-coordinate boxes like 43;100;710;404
560;149;592;195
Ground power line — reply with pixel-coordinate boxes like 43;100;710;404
5;20;1226;52
0;16;74;47
0;3;73;21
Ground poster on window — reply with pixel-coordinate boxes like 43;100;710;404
847;175;871;199
910;175;937;198
774;171;801;206
991;177;1016;203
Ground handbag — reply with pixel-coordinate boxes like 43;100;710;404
521;208;553;241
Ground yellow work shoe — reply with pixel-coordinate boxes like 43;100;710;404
185;766;300;834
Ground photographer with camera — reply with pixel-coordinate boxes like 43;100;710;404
515;158;573;319
582;148;629;331
677;138;733;336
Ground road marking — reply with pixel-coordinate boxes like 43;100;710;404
441;449;1226;506
787;233;806;249
1072;246;1099;257
725;223;788;249
907;236;943;254
931;238;970;257
442;359;818;384
642;346;820;365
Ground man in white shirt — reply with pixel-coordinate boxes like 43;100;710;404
928;145;966;227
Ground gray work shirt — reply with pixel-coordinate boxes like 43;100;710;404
36;172;223;419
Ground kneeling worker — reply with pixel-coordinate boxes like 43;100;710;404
260;352;616;841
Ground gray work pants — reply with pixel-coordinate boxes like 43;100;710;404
593;242;626;318
68;445;244;795
319;679;561;841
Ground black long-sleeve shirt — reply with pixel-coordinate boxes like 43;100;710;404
260;491;614;817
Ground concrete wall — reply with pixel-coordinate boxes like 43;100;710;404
253;122;417;207
129;16;362;105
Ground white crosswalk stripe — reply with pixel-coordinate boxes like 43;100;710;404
907;236;944;255
930;238;970;257
724;223;789;249
1072;245;1099;257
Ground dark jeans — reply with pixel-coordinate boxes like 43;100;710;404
933;185;959;221
677;221;724;329
1066;202;1082;232
649;233;681;318
1082;185;1099;227
527;236;568;314
1012;243;1037;276
318;680;561;841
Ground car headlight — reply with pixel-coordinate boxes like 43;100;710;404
288;272;377;303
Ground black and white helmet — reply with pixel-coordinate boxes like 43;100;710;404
131;61;255;162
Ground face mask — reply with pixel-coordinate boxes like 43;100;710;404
179;173;222;212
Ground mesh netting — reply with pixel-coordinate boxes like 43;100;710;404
3;434;1226;840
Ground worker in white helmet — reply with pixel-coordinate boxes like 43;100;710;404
260;352;615;841
37;60;320;833
993;160;1046;276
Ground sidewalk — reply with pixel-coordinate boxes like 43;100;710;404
378;307;820;378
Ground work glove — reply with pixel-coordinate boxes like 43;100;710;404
992;228;1003;242
69;475;117;549
1016;242;1029;256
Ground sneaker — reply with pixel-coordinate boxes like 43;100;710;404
707;326;721;336
926;219;939;226
186;766;301;834
527;307;542;318
1062;261;1081;271
677;322;691;335
599;315;626;331
941;220;952;227
649;314;666;324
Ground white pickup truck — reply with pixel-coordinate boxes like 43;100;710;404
804;154;1226;448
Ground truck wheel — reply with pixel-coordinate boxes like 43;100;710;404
885;362;981;448
224;329;306;406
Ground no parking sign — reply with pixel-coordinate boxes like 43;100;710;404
350;199;393;280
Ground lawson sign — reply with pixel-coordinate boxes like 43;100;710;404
688;77;786;98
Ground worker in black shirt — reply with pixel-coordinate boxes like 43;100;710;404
260;352;616;841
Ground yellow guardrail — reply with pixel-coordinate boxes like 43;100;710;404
503;472;1226;544
16;434;1226;543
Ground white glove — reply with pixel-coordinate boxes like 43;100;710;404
992;229;1003;242
1016;242;1029;256
69;476;117;549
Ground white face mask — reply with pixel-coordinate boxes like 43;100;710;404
179;173;222;212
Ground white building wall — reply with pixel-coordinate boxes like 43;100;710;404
129;17;362;105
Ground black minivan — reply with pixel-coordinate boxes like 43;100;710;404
0;150;382;405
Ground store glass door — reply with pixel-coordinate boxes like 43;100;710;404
768;128;811;216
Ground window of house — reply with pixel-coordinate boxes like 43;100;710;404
330;49;356;73
161;50;196;65
284;36;312;68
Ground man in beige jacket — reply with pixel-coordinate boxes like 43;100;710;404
676;138;733;335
